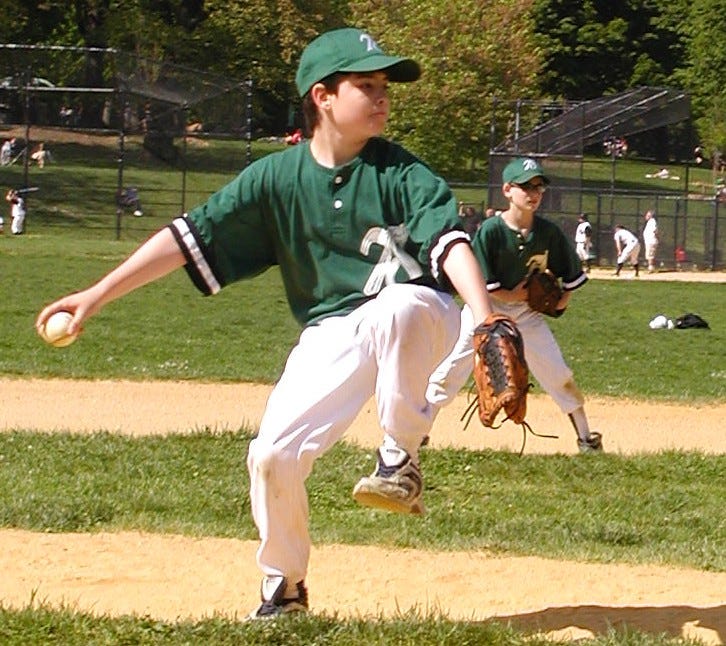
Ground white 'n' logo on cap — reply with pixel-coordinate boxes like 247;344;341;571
360;33;379;51
522;158;538;170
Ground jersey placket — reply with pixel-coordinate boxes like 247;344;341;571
330;167;353;238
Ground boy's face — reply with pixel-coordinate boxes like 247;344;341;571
502;176;546;213
316;71;390;140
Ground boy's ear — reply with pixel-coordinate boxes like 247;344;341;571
310;82;332;109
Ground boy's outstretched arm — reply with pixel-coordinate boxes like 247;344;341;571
36;227;186;337
441;242;492;324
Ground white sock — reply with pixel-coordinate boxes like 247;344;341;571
379;435;412;466
568;408;590;441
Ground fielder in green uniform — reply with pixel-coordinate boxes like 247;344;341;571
37;28;492;618
427;157;603;453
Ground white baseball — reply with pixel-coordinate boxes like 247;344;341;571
40;311;78;347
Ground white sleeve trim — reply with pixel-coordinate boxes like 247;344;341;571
430;230;469;280
171;217;221;295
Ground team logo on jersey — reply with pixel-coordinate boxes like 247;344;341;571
360;224;422;295
526;251;549;274
522;158;538;171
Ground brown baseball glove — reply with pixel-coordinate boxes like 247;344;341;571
524;268;563;317
470;313;530;428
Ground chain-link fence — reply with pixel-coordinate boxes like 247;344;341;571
0;44;257;238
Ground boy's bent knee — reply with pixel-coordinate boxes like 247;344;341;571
248;440;298;481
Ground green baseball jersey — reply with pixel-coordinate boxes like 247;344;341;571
168;137;467;326
473;214;587;292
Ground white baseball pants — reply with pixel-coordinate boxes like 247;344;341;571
427;301;584;415
247;283;460;588
617;241;641;265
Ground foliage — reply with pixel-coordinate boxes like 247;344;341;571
2;0;723;158
531;0;687;100
674;0;726;159
347;0;541;177
189;0;350;133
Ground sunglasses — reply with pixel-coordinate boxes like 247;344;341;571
513;181;547;194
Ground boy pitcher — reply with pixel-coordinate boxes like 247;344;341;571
37;28;492;617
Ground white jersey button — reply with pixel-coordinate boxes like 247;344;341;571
333;199;343;209
334;175;343;184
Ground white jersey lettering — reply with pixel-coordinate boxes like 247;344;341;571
360;224;422;295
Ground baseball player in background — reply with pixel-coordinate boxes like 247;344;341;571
6;189;25;235
36;28;492;619
426;158;603;454
642;210;659;273
574;213;593;272
613;224;641;277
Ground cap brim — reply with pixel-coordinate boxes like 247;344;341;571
512;169;550;185
342;55;420;82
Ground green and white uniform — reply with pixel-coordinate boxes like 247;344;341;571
169;137;468;586
428;213;589;416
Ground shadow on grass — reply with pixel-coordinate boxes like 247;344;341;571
492;603;725;643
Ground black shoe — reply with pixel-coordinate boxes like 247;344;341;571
578;432;603;454
249;576;308;619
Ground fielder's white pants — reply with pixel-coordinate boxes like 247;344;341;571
575;242;590;262
247;284;460;587
11;211;24;234
617;241;641;266
645;241;658;261
427;301;584;416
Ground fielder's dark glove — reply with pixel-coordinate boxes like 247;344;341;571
524;268;563;317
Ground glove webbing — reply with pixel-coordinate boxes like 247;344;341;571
460;387;557;457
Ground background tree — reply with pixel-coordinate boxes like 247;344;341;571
2;0;721;166
532;0;686;100
192;0;349;133
348;0;541;177
674;0;726;166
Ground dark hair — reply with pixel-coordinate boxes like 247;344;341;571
301;72;345;137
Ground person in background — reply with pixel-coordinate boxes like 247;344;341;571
6;189;26;235
30;142;51;169
0;139;12;165
574;213;593;273
613;224;640;277
642;210;659;273
427;157;602;454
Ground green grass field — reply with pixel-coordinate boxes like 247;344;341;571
0;137;723;645
1;235;723;399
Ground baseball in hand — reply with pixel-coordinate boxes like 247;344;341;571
39;311;78;347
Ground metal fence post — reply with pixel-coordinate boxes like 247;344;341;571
711;199;720;270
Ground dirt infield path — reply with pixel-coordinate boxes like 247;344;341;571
1;377;725;644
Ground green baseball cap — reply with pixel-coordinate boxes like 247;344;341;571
502;157;550;185
295;27;421;97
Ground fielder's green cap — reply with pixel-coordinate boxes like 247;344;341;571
502;157;550;185
295;27;421;97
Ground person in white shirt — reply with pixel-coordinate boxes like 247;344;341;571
613;224;640;277
642;210;659;273
6;189;26;235
574;213;593;272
